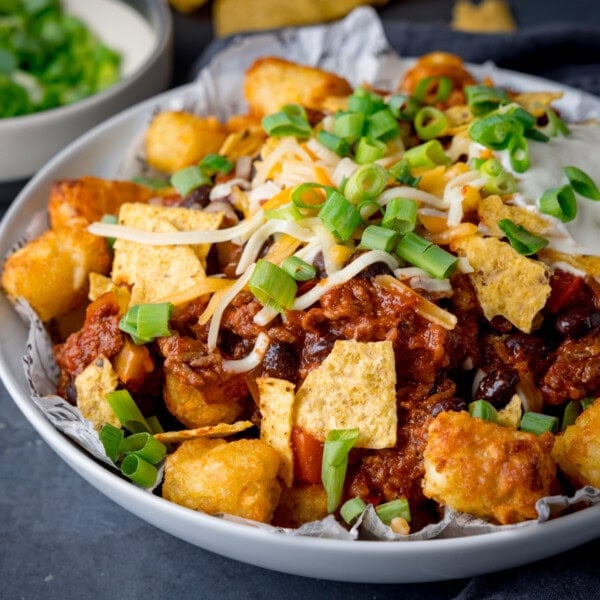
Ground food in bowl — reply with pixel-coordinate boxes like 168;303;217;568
3;52;600;536
0;0;121;118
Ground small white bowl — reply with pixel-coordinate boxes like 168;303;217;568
0;0;172;182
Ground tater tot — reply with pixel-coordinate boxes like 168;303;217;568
552;399;600;488
272;484;328;528
1;226;111;322
162;438;281;523
145;111;228;174
423;411;556;524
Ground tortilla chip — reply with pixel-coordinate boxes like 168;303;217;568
513;92;564;117
478;195;554;237
257;377;296;486
496;394;523;429
154;420;254;444
294;340;397;449
445;104;472;135
452;235;550;333
452;0;516;33
74;354;119;431
538;249;600;277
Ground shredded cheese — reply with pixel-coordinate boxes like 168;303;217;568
222;332;270;373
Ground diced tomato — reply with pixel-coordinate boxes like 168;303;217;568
291;427;324;484
546;270;586;313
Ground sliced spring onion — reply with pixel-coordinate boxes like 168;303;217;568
497;219;549;255
464;84;509;116
360;225;400;252
199;153;234;175
539;185;577;222
119;432;167;464
468;113;522;150
375;498;411;525
135;302;172;340
519;411;559;435
469;399;498;422
525;128;550;143
106;389;151;434
146;415;164;435
120;454;158;488
317;130;350;156
319;189;363;240
403;140;451;169
321;428;360;513
343;163;388;205
333;111;365;143
354;137;387;164
501;104;536;131
414;106;448;140
281;255;317;281
507;134;530;173
413;76;453;103
581;397;596;410
131;176;170;189
395;232;458;279
480;158;503;177
99;423;124;463
264;202;303;221
483;172;517;196
291;182;329;209
387;93;421;121
170;165;211;196
348;87;386;115
366;107;400;141
563;166;600;200
340;497;367;526
388;159;421;188
561;400;582;431
381;197;418;234
545;107;570;137
262;104;312;138
248;258;297;312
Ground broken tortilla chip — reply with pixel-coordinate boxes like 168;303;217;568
478;195;554;238
538;248;600;277
452;235;550;333
294;340;397;449
257;377;296;487
154;420;254;444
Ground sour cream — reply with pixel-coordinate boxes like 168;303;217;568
470;122;600;256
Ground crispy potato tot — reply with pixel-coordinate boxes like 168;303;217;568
145;111;228;174
2;226;111;322
272;484;329;528
163;369;245;428
244;57;352;117
48;176;161;229
423;411;556;524
162;438;281;523
553;399;600;488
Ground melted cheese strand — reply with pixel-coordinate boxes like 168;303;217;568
377;186;447;210
222;332;270;373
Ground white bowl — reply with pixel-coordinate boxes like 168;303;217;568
0;0;172;182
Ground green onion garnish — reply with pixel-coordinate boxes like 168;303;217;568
119;432;167;465
395;232;458;279
106;390;151;434
199;153;234;176
519;411;559;435
290;182;329;209
483;172;518;196
497;219;549;255
262;104;312;138
343;163;388;204
375;498;411;525
319;189;363;240
469;399;498;422
360;225;400;252
340;496;367;526
464;84;509;116
561;400;582;431
135;302;172;340
502;105;536;131
480;158;503;178
354;137;387;164
281;256;317;281
131;176;169;190
545;108;570;137
333;111;365;143
321;428;360;513
468;113;522;150
99;423;124;463
366;107;400;141
403;140;451;169
414;106;448;140
539;185;578;222
317;130;350;156
170;165;211;196
387;93;421;121
381;197;418;234
581;397;596;410
388;159;421;187
508;134;530;173
525;128;550;143
248;258;297;312
264;202;303;221
120;454;158;488
413;76;452;103
563;166;600;200
347;87;386;115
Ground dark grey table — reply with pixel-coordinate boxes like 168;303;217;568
3;1;600;597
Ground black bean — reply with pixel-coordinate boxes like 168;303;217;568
183;185;211;209
476;367;519;408
555;306;600;338
431;397;468;417
262;342;299;383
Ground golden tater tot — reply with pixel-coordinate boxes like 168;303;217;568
423;411;556;524
145;111;228;174
552;399;600;488
163;369;245;428
272;484;328;528
1;226;111;322
244;57;352;117
162;438;281;523
48;176;162;229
